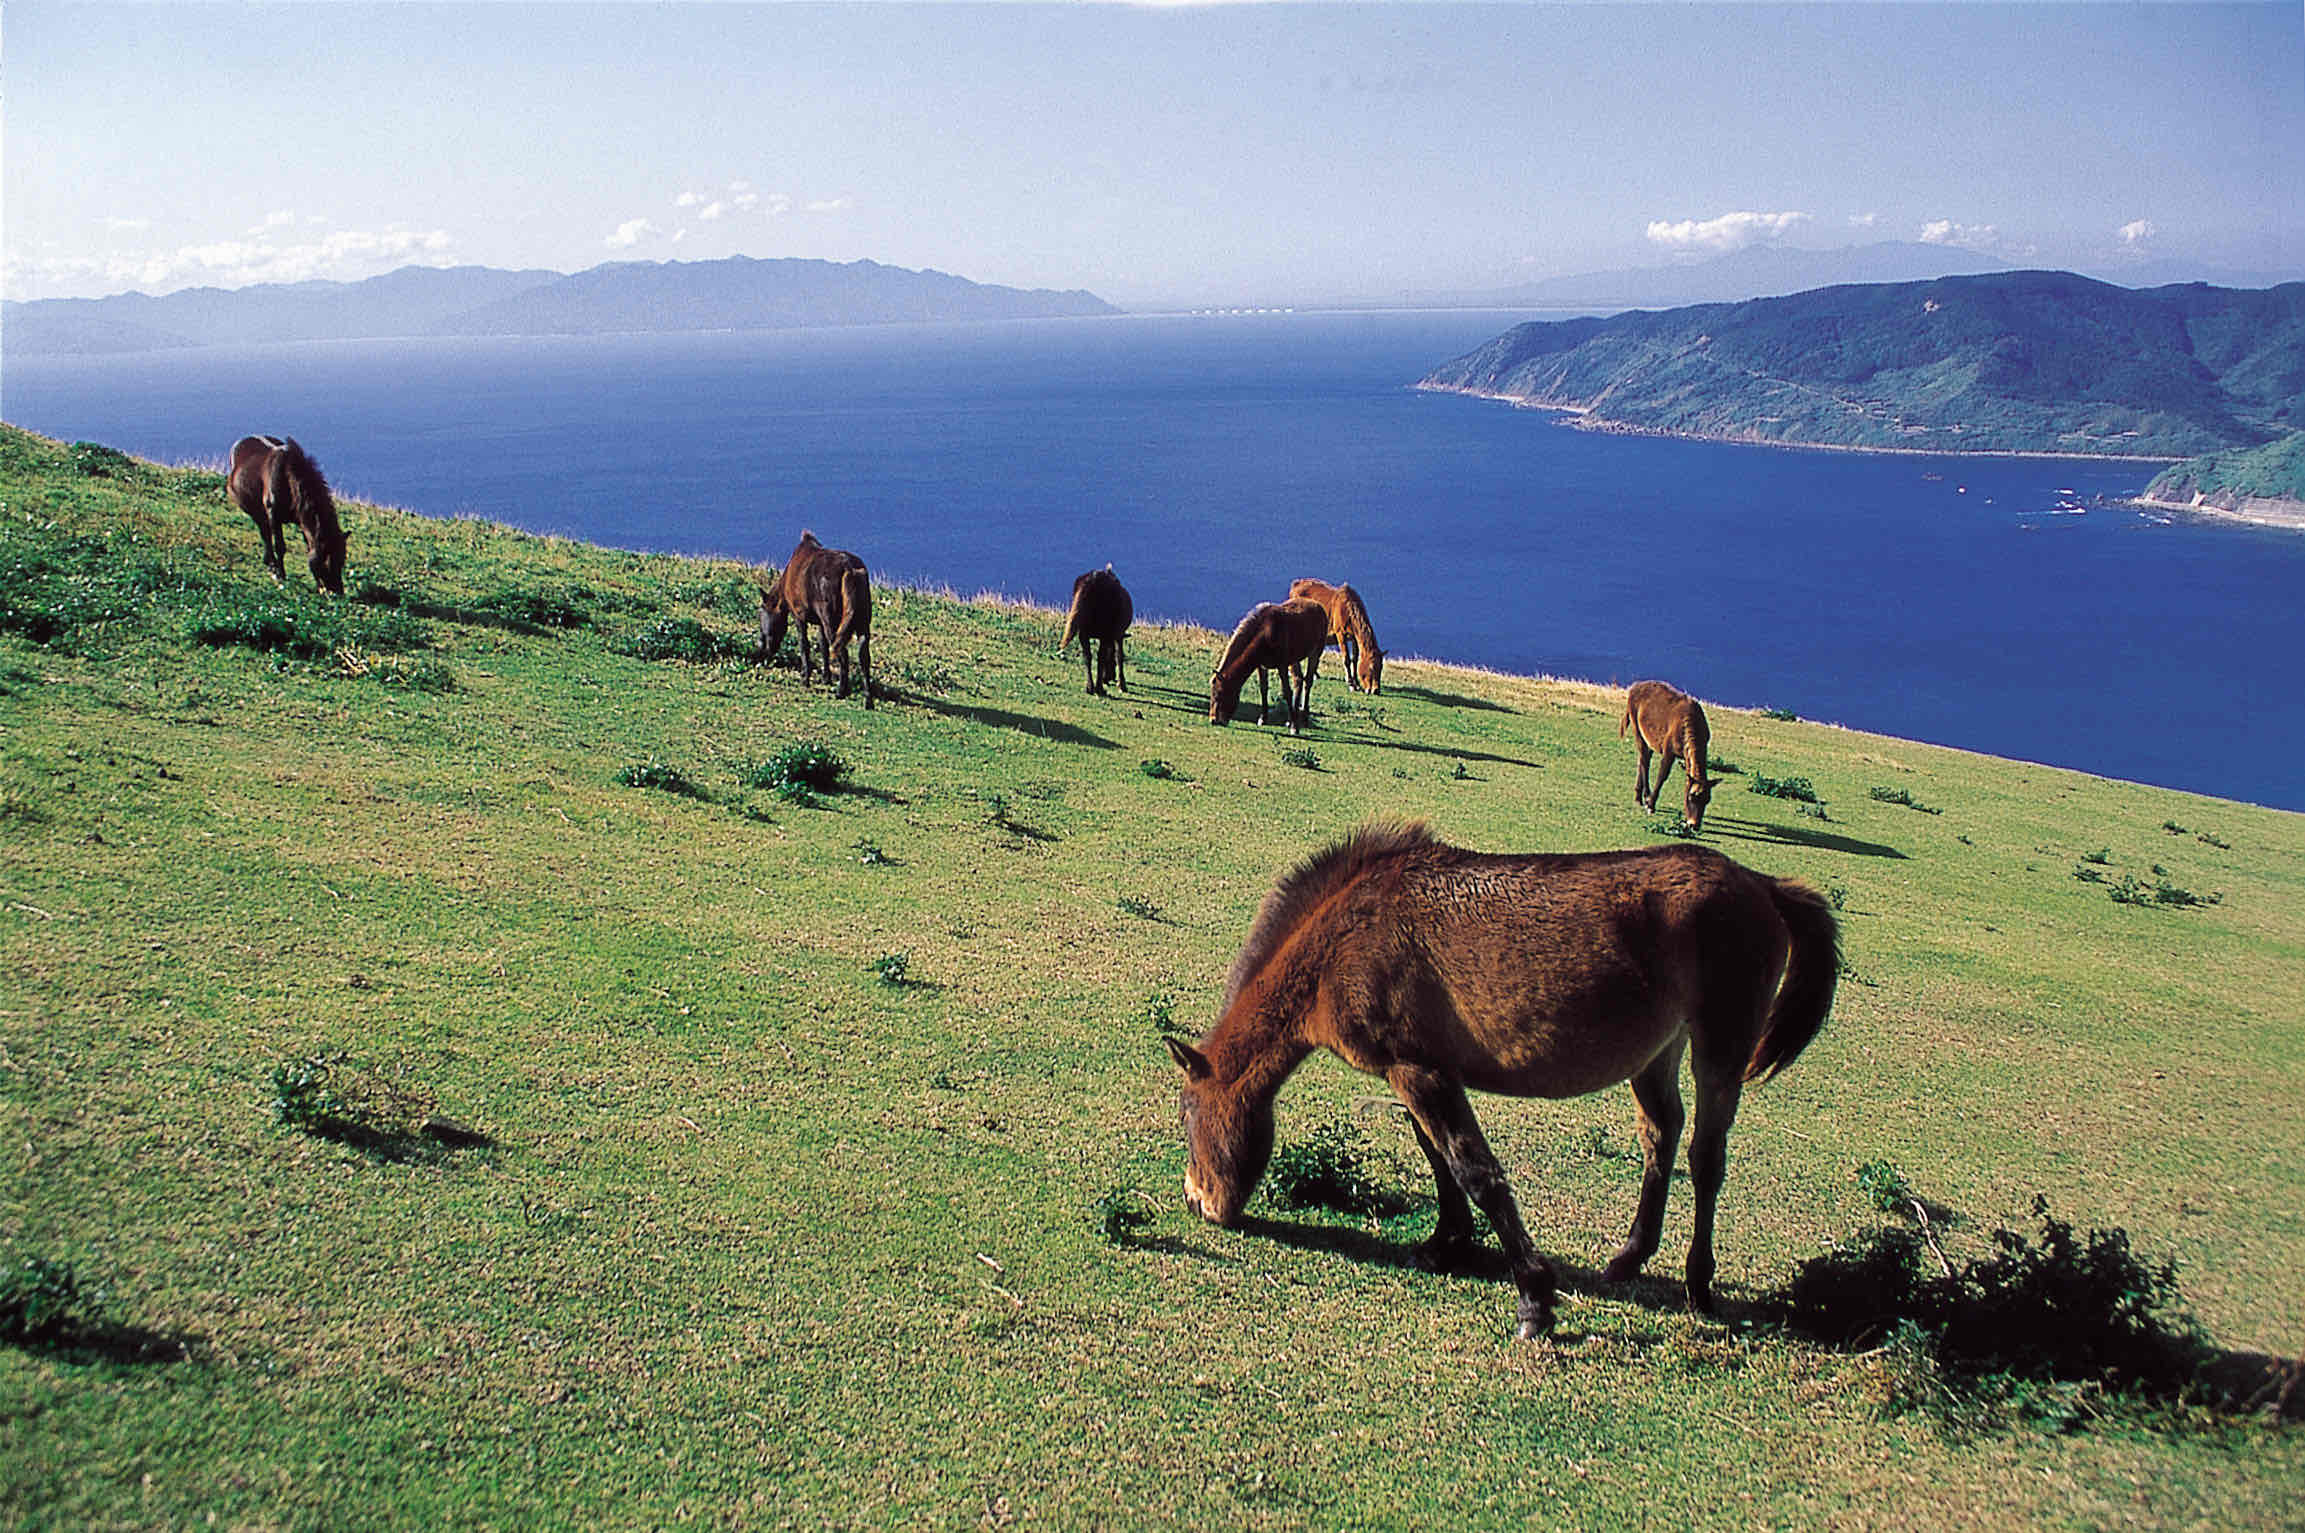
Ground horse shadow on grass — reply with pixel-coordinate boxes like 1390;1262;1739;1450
5;1317;202;1368
906;695;1120;750
1699;815;1908;860
1385;684;1516;714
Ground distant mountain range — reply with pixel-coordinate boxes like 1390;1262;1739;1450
3;257;1121;355
1418;270;2305;459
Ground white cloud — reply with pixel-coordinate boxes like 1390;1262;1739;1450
803;197;854;215
673;191;705;209
2119;218;2158;246
8;225;457;299
1847;212;1880;230
606;218;664;249
1919;218;2001;249
1644;210;1811;254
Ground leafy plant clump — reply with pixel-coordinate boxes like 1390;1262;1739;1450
67;441;140;479
1869;785;1942;814
869;951;912;987
1138;758;1177;780
1773;1194;2213;1431
1760;707;1801;722
0;1255;107;1347
1265;1120;1408;1218
1139;989;1183;1037
609;614;748;664
1116;893;1161;919
1278;744;1322;771
615;760;704;798
747;742;849;803
1749;773;1821;803
1092;1188;1155;1246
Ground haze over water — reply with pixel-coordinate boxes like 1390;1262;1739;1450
9;311;2301;811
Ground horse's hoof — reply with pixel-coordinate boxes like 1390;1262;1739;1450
1514;1305;1556;1341
1414;1234;1476;1273
1600;1250;1646;1284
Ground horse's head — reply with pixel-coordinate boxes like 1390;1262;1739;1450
1359;646;1385;695
1166;1038;1272;1226
757;581;790;661
1684;775;1714;832
1208;670;1237;725
310;523;347;595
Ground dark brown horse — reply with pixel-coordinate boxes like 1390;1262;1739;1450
1061;565;1133;696
1168;822;1838;1337
1208;599;1329;733
759;532;874;708
1287;578;1385;694
1620;680;1714;831
227;435;346;594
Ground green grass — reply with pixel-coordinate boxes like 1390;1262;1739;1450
4;424;2302;1528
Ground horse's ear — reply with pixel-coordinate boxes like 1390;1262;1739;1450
1165;1037;1212;1081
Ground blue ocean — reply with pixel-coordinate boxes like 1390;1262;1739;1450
7;311;2301;810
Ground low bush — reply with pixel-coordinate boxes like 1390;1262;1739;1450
610;615;747;663
1265;1120;1409;1218
747;742;849;803
1869;785;1942;814
616;761;704;798
1750;774;1820;803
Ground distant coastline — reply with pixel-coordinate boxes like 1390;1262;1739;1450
2130;491;2305;531
1412;382;2182;466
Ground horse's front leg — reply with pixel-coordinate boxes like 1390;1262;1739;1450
1256;669;1271;726
1388;1066;1558;1338
259;506;288;580
1603;1041;1687;1284
1340;634;1361;693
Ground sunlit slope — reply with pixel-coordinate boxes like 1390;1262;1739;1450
3;424;2298;1528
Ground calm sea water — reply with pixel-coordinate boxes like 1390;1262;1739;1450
8;312;2302;811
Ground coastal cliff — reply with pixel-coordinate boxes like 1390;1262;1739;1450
2137;431;2305;528
1420;271;2305;460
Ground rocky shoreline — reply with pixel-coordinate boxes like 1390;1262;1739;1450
2130;490;2305;531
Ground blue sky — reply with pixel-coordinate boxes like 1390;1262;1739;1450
6;2;2302;305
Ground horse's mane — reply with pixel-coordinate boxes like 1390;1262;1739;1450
275;438;336;519
1334;583;1379;652
1215;603;1278;675
1221;820;1437;1010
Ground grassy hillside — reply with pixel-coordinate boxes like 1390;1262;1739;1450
1420;272;2305;458
2;424;2299;1528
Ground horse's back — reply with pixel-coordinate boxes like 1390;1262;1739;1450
1311;839;1799;1095
1626;679;1703;750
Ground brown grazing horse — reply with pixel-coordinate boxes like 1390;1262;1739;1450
1620;679;1714;831
1061;565;1133;696
1287;578;1385;694
1169;822;1838;1337
759;532;874;708
1208;599;1329;733
227;435;347;594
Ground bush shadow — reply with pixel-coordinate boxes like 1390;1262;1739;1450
908;695;1119;750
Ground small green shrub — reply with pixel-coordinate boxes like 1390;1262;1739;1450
2195;830;2229;850
67;441;138;479
747;742;849;804
0;1255;106;1347
1795;800;1831;821
2160;820;2187;835
1117;893;1161;920
1750;774;1820;803
471;585;593;630
610;615;746;663
616;761;703;797
1092;1188;1155;1245
1709;757;1743;776
1648;814;1698;840
1869;786;1942;814
1266;1120;1407;1218
1278;744;1322;771
270;1053;354;1132
1139;990;1182;1037
2080;847;2113;866
1772;1195;2212;1430
1138;758;1176;780
1448;760;1473;781
2072;864;2106;885
853;837;889;866
1760;707;1800;722
869;951;912;987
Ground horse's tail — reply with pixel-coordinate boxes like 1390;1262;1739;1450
1060;583;1086;650
1746;878;1840;1084
835;563;872;645
1618;694;1635;738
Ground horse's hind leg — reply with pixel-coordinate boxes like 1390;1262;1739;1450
1405;1114;1478;1266
1389;1065;1558;1338
856;631;873;710
1080;635;1100;694
1682;1050;1746;1314
1114;636;1127;693
1634;740;1656;810
1603;1040;1687;1284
